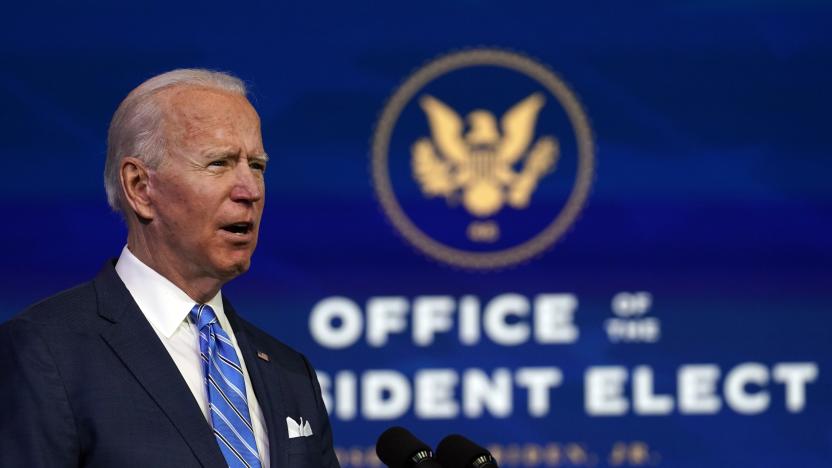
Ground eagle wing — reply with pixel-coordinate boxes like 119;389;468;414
496;93;546;165
412;138;455;196
418;95;469;165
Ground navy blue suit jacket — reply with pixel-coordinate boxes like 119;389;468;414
0;262;340;468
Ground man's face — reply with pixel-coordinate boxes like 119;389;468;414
147;86;267;284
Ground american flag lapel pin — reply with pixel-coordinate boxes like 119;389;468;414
257;351;271;362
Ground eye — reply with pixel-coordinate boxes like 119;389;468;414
209;159;228;167
250;161;267;172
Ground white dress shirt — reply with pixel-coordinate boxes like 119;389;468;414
115;246;270;467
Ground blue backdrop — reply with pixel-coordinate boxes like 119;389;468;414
1;1;831;466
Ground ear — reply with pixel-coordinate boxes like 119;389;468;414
120;156;154;220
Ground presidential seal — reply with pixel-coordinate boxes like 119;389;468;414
371;48;595;269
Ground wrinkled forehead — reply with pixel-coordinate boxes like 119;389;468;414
156;85;261;141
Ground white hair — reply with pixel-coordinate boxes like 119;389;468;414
104;68;247;213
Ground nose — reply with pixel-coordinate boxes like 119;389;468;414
229;161;264;204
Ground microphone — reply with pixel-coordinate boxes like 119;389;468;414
376;426;443;467
436;434;499;468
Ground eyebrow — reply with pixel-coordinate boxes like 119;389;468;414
202;149;269;162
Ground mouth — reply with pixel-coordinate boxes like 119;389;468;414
220;222;254;236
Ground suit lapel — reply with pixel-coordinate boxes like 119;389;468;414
224;298;290;468
94;263;227;468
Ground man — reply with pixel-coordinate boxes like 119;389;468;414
0;69;340;468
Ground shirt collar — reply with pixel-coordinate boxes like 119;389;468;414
114;245;225;338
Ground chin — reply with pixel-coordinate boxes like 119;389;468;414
229;259;251;277
214;256;252;281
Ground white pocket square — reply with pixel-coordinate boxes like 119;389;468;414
286;416;313;438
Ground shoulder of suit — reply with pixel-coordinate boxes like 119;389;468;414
6;280;98;330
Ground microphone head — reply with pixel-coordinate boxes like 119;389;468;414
436;434;498;468
376;426;437;468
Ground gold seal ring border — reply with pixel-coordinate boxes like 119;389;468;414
371;48;595;270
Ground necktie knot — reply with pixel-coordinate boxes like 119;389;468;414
190;303;219;331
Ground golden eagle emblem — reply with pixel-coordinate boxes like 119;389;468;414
411;93;559;219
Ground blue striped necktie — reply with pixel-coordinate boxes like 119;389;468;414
190;304;262;468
